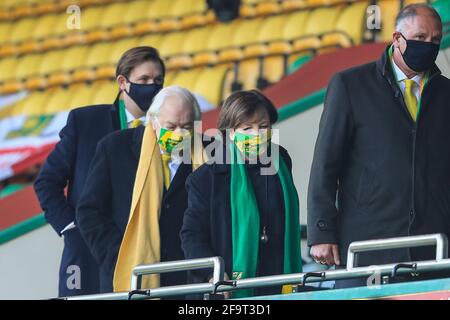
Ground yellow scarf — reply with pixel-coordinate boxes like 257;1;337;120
113;125;208;292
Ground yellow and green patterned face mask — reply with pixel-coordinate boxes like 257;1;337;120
234;130;272;158
158;127;186;154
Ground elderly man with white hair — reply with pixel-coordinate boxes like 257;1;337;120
76;86;209;295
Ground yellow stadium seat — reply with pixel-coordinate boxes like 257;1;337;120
11;4;32;20
304;6;344;35
194;65;232;106
122;0;152;24
167;27;211;70
332;1;369;45
147;0;172;19
283;10;310;41
281;0;308;13
95;37;141;79
38;50;66;75
60;46;90;72
70;42;114;82
169;68;202;93
243;15;288;59
191;21;241;67
132;20;159;36
172;0;208;17
35;0;57;15
109;38;141;65
98;2;130;29
91;80;119;105
85;42;116;68
158;31;187;57
65;83;97;109
255;1;281;17
138;34;163;49
0;57;18;83
379;0;402;42
163;71;177;86
33;13;59;39
15;54;43;80
12;90;52;116
80;6;105;32
0;22;12;44
219;18;263;63
8;17;36;43
23;50;66;90
44;88;74;114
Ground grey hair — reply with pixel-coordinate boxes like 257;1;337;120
395;3;442;33
146;85;202;123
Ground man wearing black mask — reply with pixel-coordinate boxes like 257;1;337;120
34;47;164;297
308;4;450;288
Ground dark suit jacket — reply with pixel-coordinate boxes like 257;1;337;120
34;97;121;296
307;46;450;267
180;144;295;296
34;100;121;234
76;126;195;293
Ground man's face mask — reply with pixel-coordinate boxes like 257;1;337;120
156;118;192;154
124;78;162;112
234;129;272;159
399;33;440;73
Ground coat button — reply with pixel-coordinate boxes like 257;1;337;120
165;203;171;210
317;220;327;230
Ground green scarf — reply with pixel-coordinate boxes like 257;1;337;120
230;143;302;298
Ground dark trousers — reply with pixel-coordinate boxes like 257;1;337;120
59;228;100;297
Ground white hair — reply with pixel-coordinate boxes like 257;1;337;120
146;85;202;123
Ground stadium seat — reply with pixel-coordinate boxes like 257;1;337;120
318;1;369;54
98;2;130;29
255;1;281;17
194;65;233;106
8;17;36;43
379;0;402;42
219;18;264;63
122;0;153;25
11;90;52;116
0;57;18;83
167;27;211;70
44;88;74;114
158;31;188;58
91;80;120;105
67;82;101;109
191;21;241;67
281;0;308;13
138;33;163;49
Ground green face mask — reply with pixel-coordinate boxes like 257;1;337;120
158;127;185;154
233;130;271;159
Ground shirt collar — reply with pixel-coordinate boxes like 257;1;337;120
391;55;422;86
124;107;146;125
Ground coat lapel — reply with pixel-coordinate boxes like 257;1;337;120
110;93;122;131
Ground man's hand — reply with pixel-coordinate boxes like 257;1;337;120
310;244;341;266
209;272;231;299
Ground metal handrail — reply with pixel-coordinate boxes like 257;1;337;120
63;234;450;300
131;256;224;290
346;234;449;269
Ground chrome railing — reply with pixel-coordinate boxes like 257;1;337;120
63;234;450;300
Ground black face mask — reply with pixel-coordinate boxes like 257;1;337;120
124;78;163;112
399;33;440;73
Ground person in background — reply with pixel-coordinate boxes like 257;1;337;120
33;46;165;297
76;86;209;295
181;90;302;299
308;4;450;288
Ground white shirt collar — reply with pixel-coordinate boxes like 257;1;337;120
391;56;422;86
124;107;146;125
